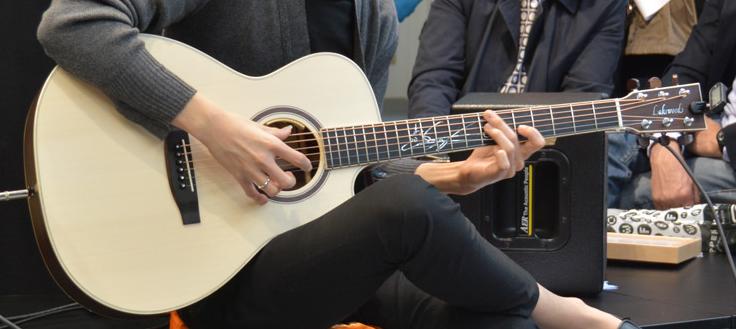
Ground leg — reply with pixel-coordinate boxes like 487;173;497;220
348;274;621;329
345;273;538;329
180;175;538;329
687;157;736;204
607;133;647;208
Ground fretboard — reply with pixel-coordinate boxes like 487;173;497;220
321;99;622;168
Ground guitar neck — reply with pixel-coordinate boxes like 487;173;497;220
321;98;627;169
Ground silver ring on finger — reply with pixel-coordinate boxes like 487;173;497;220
255;176;271;190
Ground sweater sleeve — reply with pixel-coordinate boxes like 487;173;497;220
37;0;210;137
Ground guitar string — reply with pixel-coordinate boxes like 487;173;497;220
178;118;665;176
181;96;681;152
181;96;686;159
180;101;694;170
181;118;660;192
262;97;646;139
176;96;695;180
314;96;680;142
179;114;673;171
178;95;696;188
183;98;649;146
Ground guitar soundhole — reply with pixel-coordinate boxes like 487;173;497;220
266;120;320;191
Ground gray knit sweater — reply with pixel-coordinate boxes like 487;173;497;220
37;0;398;138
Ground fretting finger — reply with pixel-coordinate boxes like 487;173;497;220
517;125;545;159
484;123;526;172
484;110;517;143
484;124;515;155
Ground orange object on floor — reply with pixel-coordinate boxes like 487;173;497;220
331;323;381;329
170;311;379;329
170;311;188;329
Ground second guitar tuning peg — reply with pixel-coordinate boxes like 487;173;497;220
648;77;662;89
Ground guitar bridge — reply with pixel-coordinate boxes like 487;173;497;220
164;131;201;225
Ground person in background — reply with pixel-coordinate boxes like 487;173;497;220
608;0;736;210
408;0;626;119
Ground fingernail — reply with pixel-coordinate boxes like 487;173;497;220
283;125;293;131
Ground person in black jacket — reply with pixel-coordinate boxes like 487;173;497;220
408;0;626;119
608;0;736;210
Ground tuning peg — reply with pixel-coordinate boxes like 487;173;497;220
672;74;679;86
626;78;640;92
678;133;694;146
690;101;707;115
648;77;662;89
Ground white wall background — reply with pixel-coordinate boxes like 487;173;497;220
385;0;433;100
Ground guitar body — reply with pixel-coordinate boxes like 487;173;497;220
26;35;378;315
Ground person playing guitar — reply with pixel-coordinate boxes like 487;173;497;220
36;1;640;328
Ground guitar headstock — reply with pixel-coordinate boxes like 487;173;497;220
617;82;705;135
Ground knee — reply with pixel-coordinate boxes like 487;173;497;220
365;175;460;257
369;174;453;221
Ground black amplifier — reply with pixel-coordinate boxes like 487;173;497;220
451;92;607;296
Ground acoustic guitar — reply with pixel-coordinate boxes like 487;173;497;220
25;34;705;316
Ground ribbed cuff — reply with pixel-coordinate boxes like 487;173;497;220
106;49;196;128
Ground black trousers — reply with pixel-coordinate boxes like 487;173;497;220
180;175;539;329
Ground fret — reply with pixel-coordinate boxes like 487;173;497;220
476;113;485;143
548;105;556;135
344;127;355;165
595;100;622;130
341;127;356;165
393;121;403;158
615;99;623;128
360;126;370;162
323;129;336;168
511;110;517;130
461;115;469;148
353;126;367;163
352;127;361;163
333;128;344;167
570;103;597;133
529;107;535;128
417;120;427;154
591;102;599;129
569;104;577;133
369;124;380;162
445;115;455;151
404;121;414;156
375;124;390;160
550;104;575;136
530;106;552;138
431;117;439;152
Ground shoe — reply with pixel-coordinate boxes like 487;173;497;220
618;319;642;329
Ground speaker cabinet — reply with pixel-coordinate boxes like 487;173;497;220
451;93;607;295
